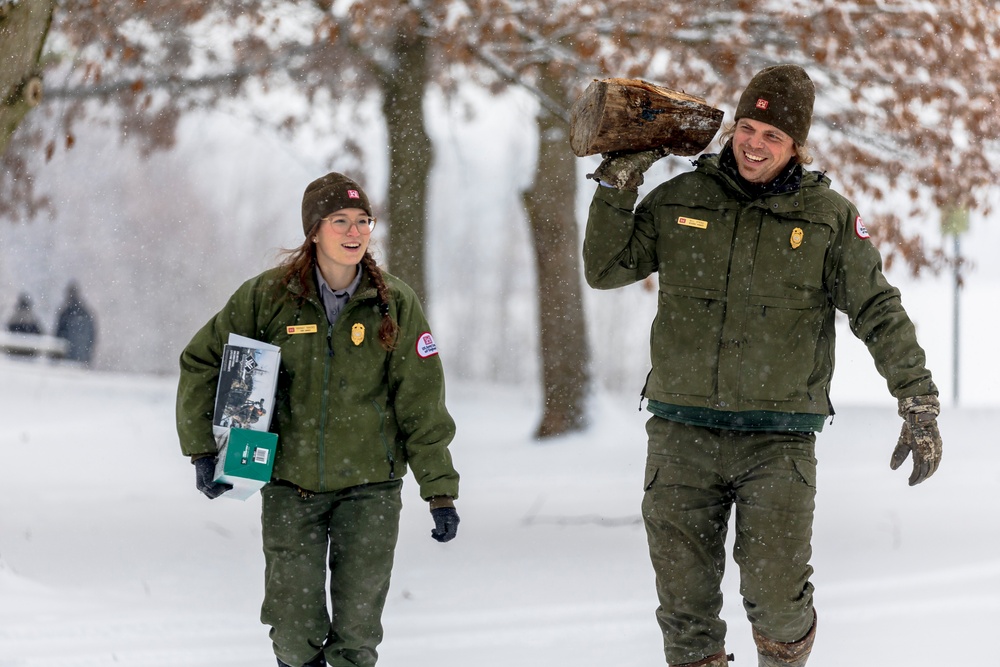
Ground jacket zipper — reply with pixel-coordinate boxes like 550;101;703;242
638;370;652;411
306;289;384;490
717;204;749;408
371;400;396;479
730;202;766;406
315;323;334;492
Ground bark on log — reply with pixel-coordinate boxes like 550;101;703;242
570;78;724;157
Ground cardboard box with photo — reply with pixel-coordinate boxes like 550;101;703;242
211;333;281;500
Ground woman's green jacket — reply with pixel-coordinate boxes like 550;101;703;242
176;267;459;499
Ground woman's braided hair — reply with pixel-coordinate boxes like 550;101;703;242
279;224;398;351
360;250;398;351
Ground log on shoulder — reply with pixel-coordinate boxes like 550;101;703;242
570;78;724;157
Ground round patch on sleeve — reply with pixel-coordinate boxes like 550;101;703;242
415;332;439;358
854;215;870;240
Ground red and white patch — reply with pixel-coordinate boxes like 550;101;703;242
854;215;870;239
415;332;439;358
755;98;769;110
347;189;361;199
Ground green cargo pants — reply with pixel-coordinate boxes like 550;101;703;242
641;416;817;665
260;480;403;667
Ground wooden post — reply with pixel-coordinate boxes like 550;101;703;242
570;78;724;157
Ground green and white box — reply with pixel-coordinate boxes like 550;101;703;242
214;428;278;501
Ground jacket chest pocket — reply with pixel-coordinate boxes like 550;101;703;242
655;204;737;293
266;322;329;384
743;215;833;402
750;217;832;300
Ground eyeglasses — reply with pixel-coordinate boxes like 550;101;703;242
325;216;376;234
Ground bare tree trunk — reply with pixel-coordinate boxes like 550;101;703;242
376;14;432;303
0;0;55;156
523;69;591;439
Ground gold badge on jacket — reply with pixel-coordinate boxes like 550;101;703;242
351;323;365;346
790;227;804;249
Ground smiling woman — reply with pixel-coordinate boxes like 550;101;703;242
312;208;376;291
175;172;461;667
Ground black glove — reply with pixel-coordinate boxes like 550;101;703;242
890;395;943;486
587;147;669;192
193;456;232;499
430;507;460;543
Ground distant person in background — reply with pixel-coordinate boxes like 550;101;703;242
55;282;97;364
6;293;43;335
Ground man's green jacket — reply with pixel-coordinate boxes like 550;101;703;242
176;267;459;499
584;153;936;421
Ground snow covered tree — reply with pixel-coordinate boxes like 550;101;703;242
0;0;54;156
0;0;50;155
0;0;56;217
2;0;998;437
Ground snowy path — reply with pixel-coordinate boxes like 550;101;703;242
1;361;997;666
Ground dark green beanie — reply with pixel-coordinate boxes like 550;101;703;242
301;172;372;235
734;65;815;145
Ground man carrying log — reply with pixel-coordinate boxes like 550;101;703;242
581;65;942;667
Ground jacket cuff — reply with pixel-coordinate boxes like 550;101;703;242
428;496;455;510
593;182;640;210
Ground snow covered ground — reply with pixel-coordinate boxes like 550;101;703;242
0;357;996;666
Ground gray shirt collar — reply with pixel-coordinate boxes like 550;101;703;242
315;265;363;326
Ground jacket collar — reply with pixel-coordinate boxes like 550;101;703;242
285;265;379;304
696;146;831;202
718;143;802;198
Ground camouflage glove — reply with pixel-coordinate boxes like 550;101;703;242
890;395;942;486
430;507;460;543
193;455;232;499
587;147;669;192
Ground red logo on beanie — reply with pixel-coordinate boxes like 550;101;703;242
755;98;769;110
347;189;360;199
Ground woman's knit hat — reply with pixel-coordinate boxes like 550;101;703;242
301;172;372;235
734;65;815;145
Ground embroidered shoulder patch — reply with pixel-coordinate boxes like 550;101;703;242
416;332;439;358
854;215;870;240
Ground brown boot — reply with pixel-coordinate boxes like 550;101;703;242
671;650;732;667
752;611;817;667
